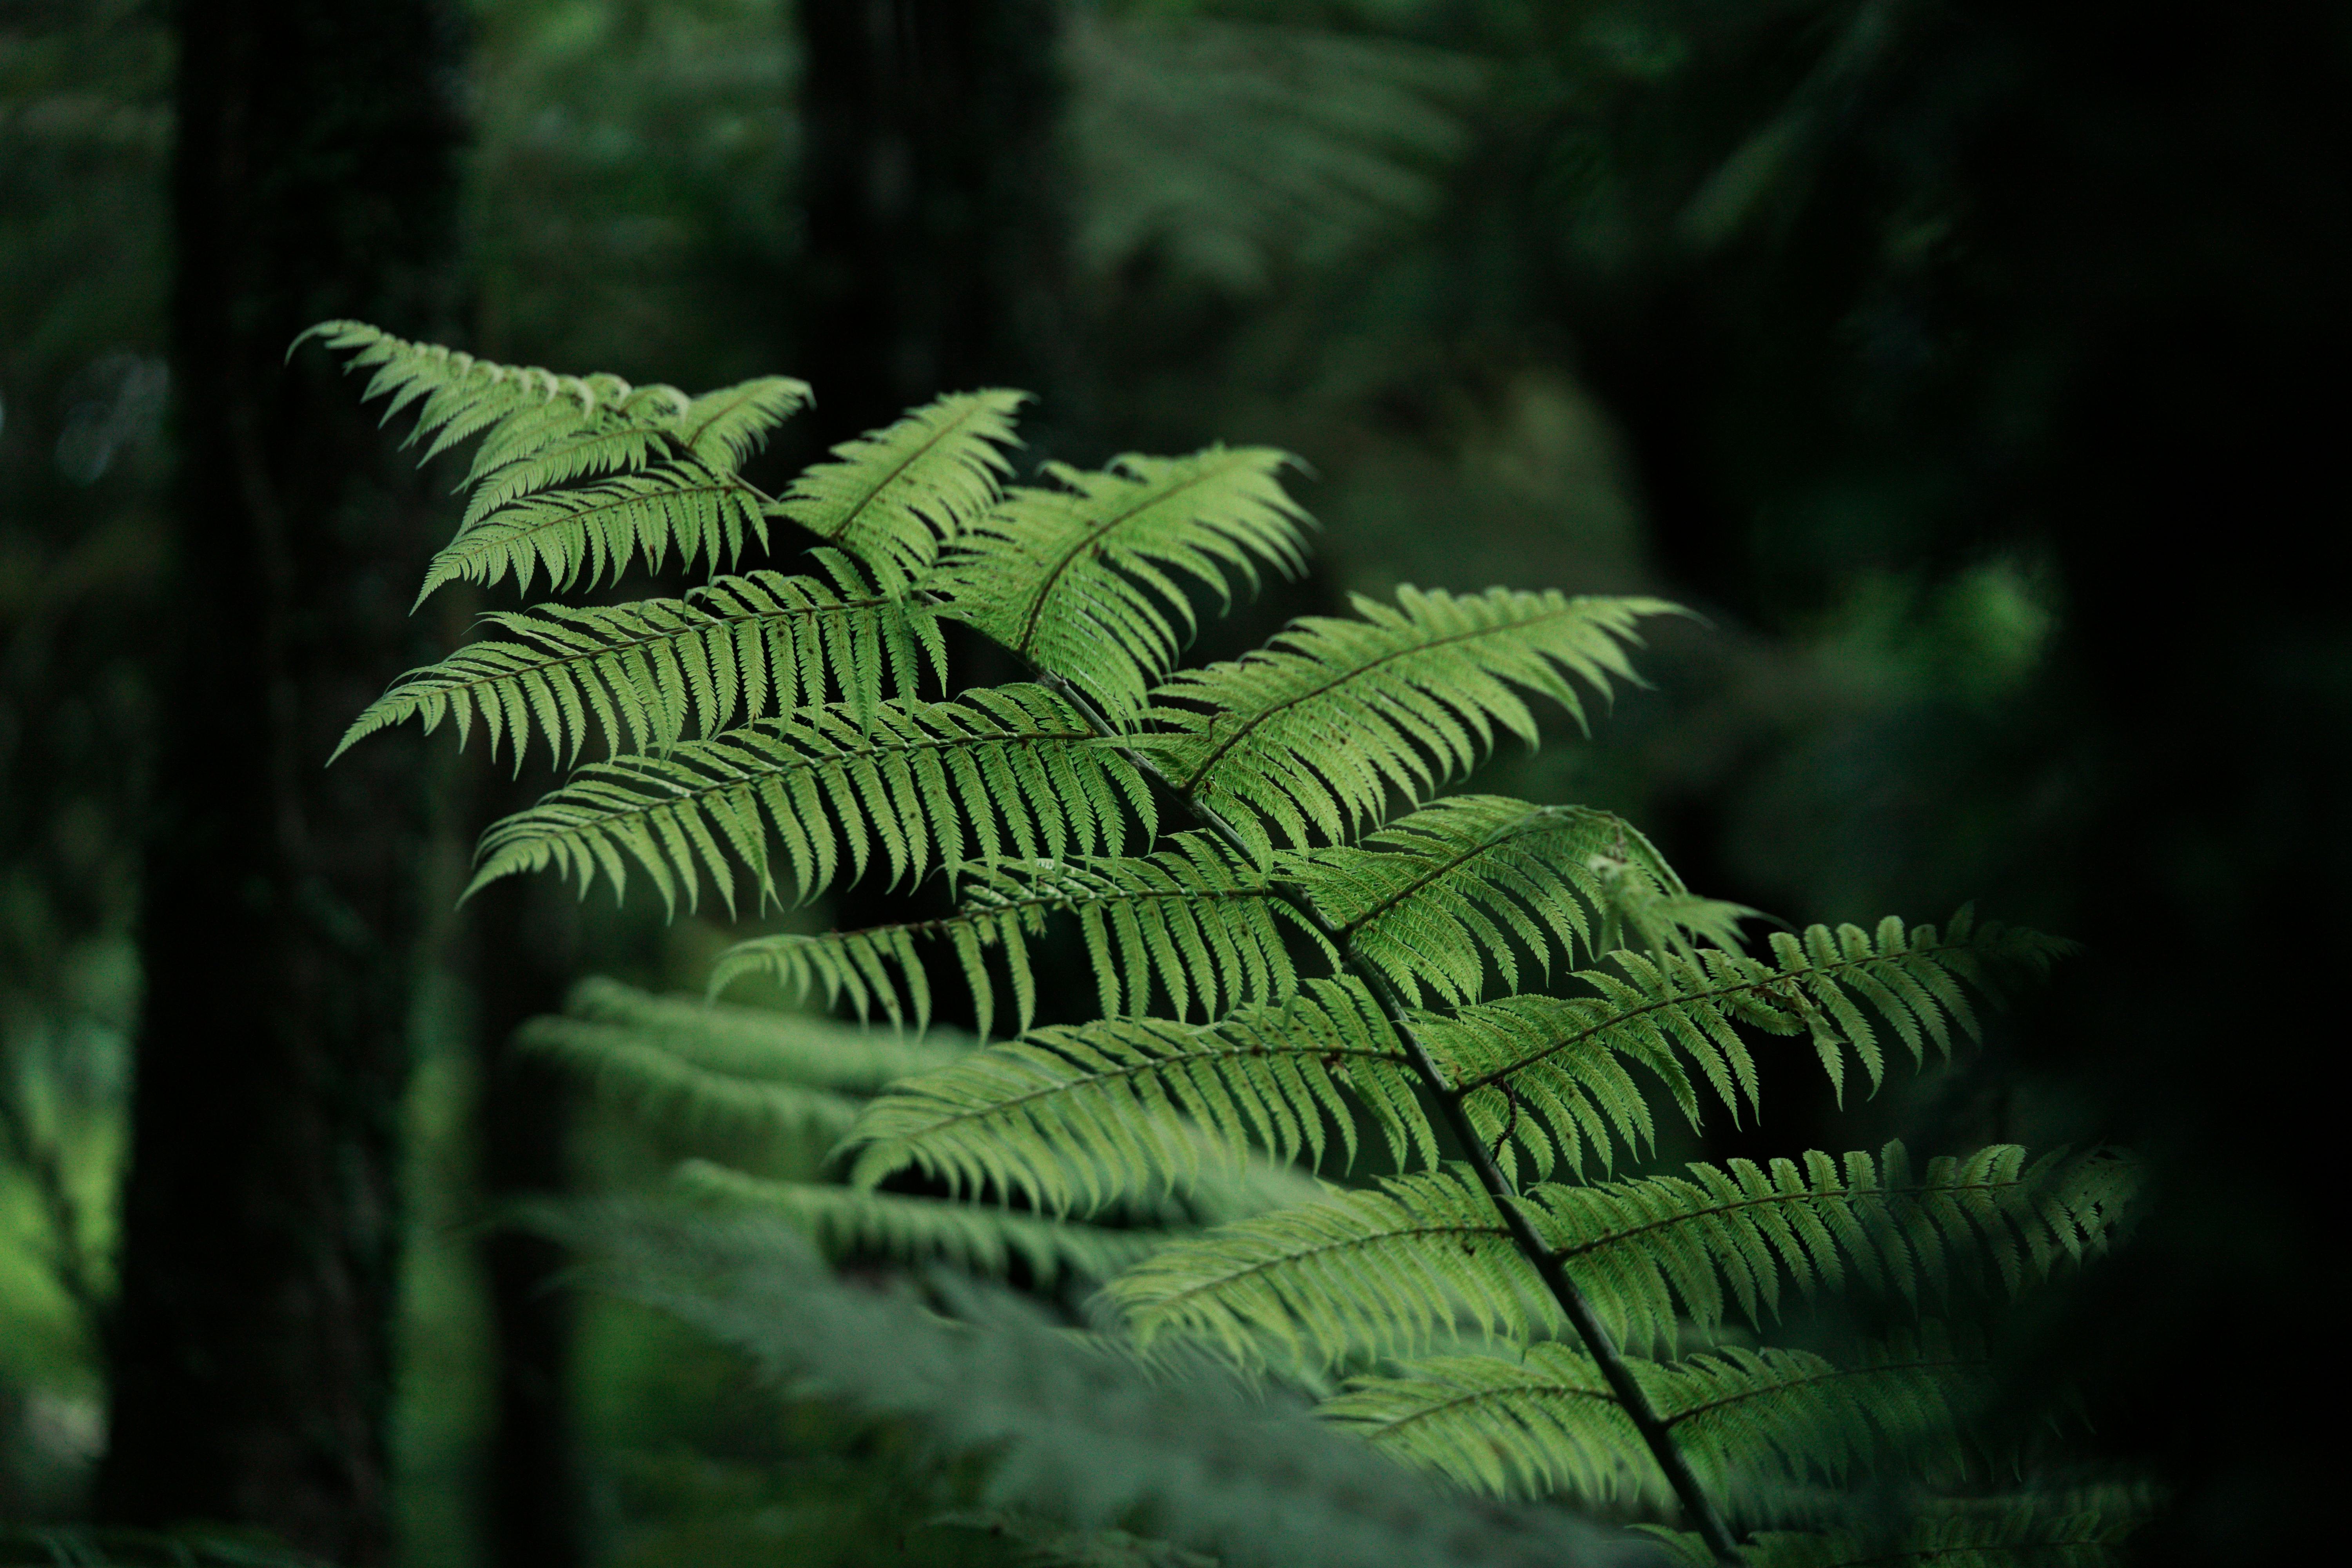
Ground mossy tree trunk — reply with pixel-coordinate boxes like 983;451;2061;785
96;4;461;1562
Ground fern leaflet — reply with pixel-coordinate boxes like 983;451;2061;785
1138;587;1674;857
773;390;1027;578
935;446;1311;722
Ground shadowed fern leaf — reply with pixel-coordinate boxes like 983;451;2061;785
844;978;1434;1214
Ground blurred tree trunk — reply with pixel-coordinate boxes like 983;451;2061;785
796;0;1077;446
466;799;587;1568
96;3;461;1563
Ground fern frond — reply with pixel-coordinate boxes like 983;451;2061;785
1109;1164;1544;1367
465;683;1156;915
583;1208;1634;1568
300;319;605;465
1324;1324;1984;1510
1122;1145;2134;1369
843;978;1431;1216
417;463;770;603
334;557;944;767
711;833;1320;1034
1138;587;1675;856
555;976;973;1088
775;390;1027;578
936;447;1310;722
1285;795;1691;1008
673;1161;1163;1285
671;376;814;469
1423;916;2069;1174
521;1014;866;1150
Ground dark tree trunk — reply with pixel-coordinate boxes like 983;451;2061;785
796;0;1076;447
466;793;588;1568
97;3;461;1562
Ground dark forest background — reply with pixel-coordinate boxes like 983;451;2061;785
0;0;2341;1563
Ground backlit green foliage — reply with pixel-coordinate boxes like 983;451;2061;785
325;327;2147;1568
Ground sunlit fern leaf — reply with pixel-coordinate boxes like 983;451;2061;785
416;461;769;603
935;446;1311;724
670;376;815;470
333;557;946;768
1285;795;1693;1009
775;389;1027;579
1136;588;1675;858
1323;1324;1983;1511
1420;914;2074;1183
1114;1147;2133;1370
842;978;1430;1216
1645;1498;2147;1568
673;1160;1167;1286
709;833;1317;1036
464;683;1155;915
520;1014;866;1152
298;319;606;466
555;975;975;1089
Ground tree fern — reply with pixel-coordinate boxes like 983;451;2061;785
321;329;2147;1567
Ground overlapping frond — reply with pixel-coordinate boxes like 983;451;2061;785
936;447;1310;722
673;1161;1163;1285
843;978;1430;1215
1286;795;1695;1007
709;834;1318;1034
334;557;945;767
521;1013;866;1151
1114;1147;2132;1371
465;683;1154;915
554;976;973;1089
1325;1324;1984;1510
1416;913;2069;1187
774;390;1027;577
1138;588;1674;856
418;465;770;601
304;321;814;604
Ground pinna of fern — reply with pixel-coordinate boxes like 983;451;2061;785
313;321;2147;1568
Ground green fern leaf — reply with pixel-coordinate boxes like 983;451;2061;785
774;390;1027;578
1113;1146;2133;1370
299;319;608;465
675;1162;1162;1285
709;833;1316;1035
670;376;815;469
1285;795;1700;1008
416;462;769;603
521;1014;866;1151
464;683;1155;915
843;978;1432;1216
1137;587;1675;857
553;976;974;1088
333;557;945;767
1419;915;2073;1183
1324;1323;1984;1510
935;446;1310;722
